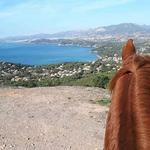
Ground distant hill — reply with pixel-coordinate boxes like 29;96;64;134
2;23;150;41
49;23;150;38
95;23;150;35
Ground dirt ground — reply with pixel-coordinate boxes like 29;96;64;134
0;86;109;150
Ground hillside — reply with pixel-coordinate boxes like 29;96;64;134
48;23;150;38
2;23;150;42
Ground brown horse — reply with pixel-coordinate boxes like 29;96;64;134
104;39;150;150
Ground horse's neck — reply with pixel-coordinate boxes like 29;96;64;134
104;73;136;150
133;65;150;149
105;65;150;150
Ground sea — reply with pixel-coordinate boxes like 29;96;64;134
0;42;97;65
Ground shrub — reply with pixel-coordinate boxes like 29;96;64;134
92;74;110;88
11;80;37;88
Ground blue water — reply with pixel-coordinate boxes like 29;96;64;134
0;43;97;65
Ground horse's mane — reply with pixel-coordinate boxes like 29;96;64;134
109;54;150;92
105;39;150;150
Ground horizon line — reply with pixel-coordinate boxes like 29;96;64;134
1;22;150;39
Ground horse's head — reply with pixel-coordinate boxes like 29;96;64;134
105;39;150;150
110;39;150;91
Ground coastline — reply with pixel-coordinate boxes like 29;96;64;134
0;53;120;88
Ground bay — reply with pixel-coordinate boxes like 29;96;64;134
0;43;97;65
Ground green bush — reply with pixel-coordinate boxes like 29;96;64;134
92;74;110;88
37;78;61;87
11;80;37;88
69;72;113;88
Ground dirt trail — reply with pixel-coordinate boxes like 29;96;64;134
0;86;109;150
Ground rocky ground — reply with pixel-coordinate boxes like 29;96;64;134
0;86;109;150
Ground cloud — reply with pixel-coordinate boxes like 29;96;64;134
0;0;59;18
0;0;29;10
0;12;13;18
73;0;136;12
0;0;137;19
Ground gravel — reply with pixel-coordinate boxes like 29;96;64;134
0;86;109;150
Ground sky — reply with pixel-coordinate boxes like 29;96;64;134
0;0;150;37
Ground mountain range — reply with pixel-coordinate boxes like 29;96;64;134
2;23;150;41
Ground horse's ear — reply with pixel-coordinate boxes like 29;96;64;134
122;39;136;61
